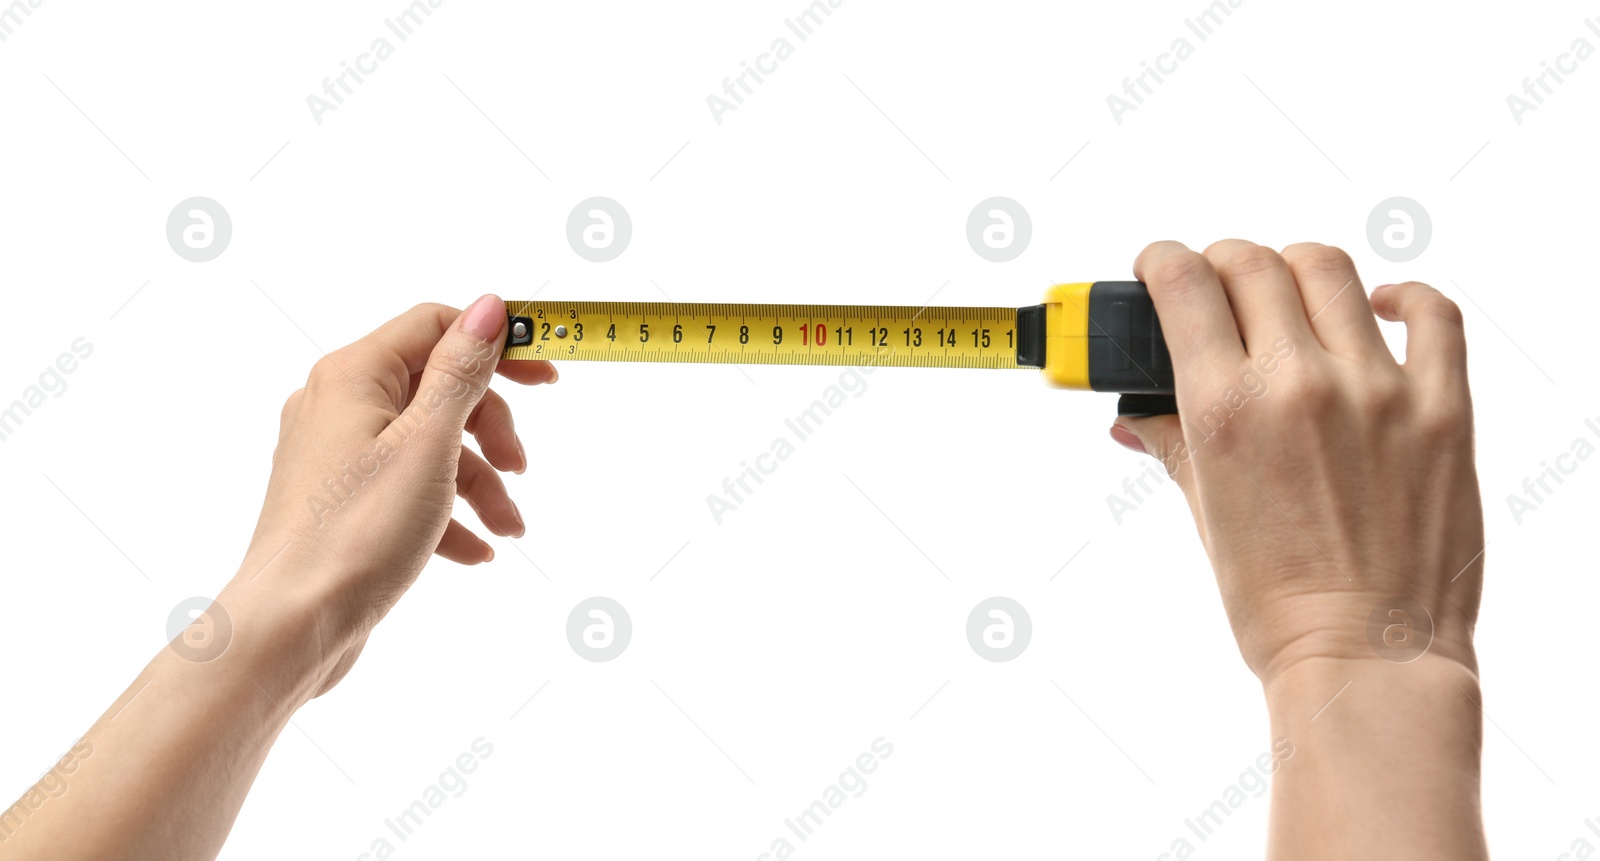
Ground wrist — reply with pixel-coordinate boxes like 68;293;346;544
1259;654;1486;855
208;575;345;711
1240;588;1479;692
1264;652;1480;722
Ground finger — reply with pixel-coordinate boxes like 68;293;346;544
466;388;525;474
360;303;458;373
389;295;507;450
338;303;558;411
1202;240;1316;354
1132;242;1245;376
457;447;525;538
1279;243;1388;359
496;360;558;386
1370;281;1467;383
403;362;555;418
331;303;461;410
435;518;494;565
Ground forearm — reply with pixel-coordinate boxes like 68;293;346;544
1;586;325;861
1263;655;1487;860
3;298;529;859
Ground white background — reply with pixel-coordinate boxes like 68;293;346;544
2;1;1597;858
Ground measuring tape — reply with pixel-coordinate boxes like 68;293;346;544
503;282;1176;414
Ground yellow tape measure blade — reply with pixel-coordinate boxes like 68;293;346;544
503;301;1024;370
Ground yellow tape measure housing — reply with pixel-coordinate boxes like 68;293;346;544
503;301;1023;369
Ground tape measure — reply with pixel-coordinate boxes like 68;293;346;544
503;282;1177;415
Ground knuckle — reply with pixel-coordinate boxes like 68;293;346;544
1136;240;1189;268
279;389;304;423
1414;398;1470;444
470;396;512;438
411;302;455;319
1419;293;1464;327
1284;370;1337;417
1353;372;1406;417
308;355;344;385
427;359;474;398
1216;244;1284;279
1284;244;1354;274
1200;238;1251;259
1148;251;1215;296
425;345;486;400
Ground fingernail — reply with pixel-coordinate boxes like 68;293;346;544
514;437;527;474
1110;423;1147;454
462;294;506;341
548;365;559;384
1372;283;1395;291
511;502;526;537
484;546;495;563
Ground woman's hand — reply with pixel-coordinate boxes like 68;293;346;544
0;296;555;861
221;295;555;698
1113;241;1482;683
1110;241;1488;859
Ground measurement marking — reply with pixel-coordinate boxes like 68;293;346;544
506;301;1022;370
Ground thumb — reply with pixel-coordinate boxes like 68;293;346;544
1110;414;1196;495
399;294;506;444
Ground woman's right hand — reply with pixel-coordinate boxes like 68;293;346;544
1111;240;1483;685
1110;240;1488;859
